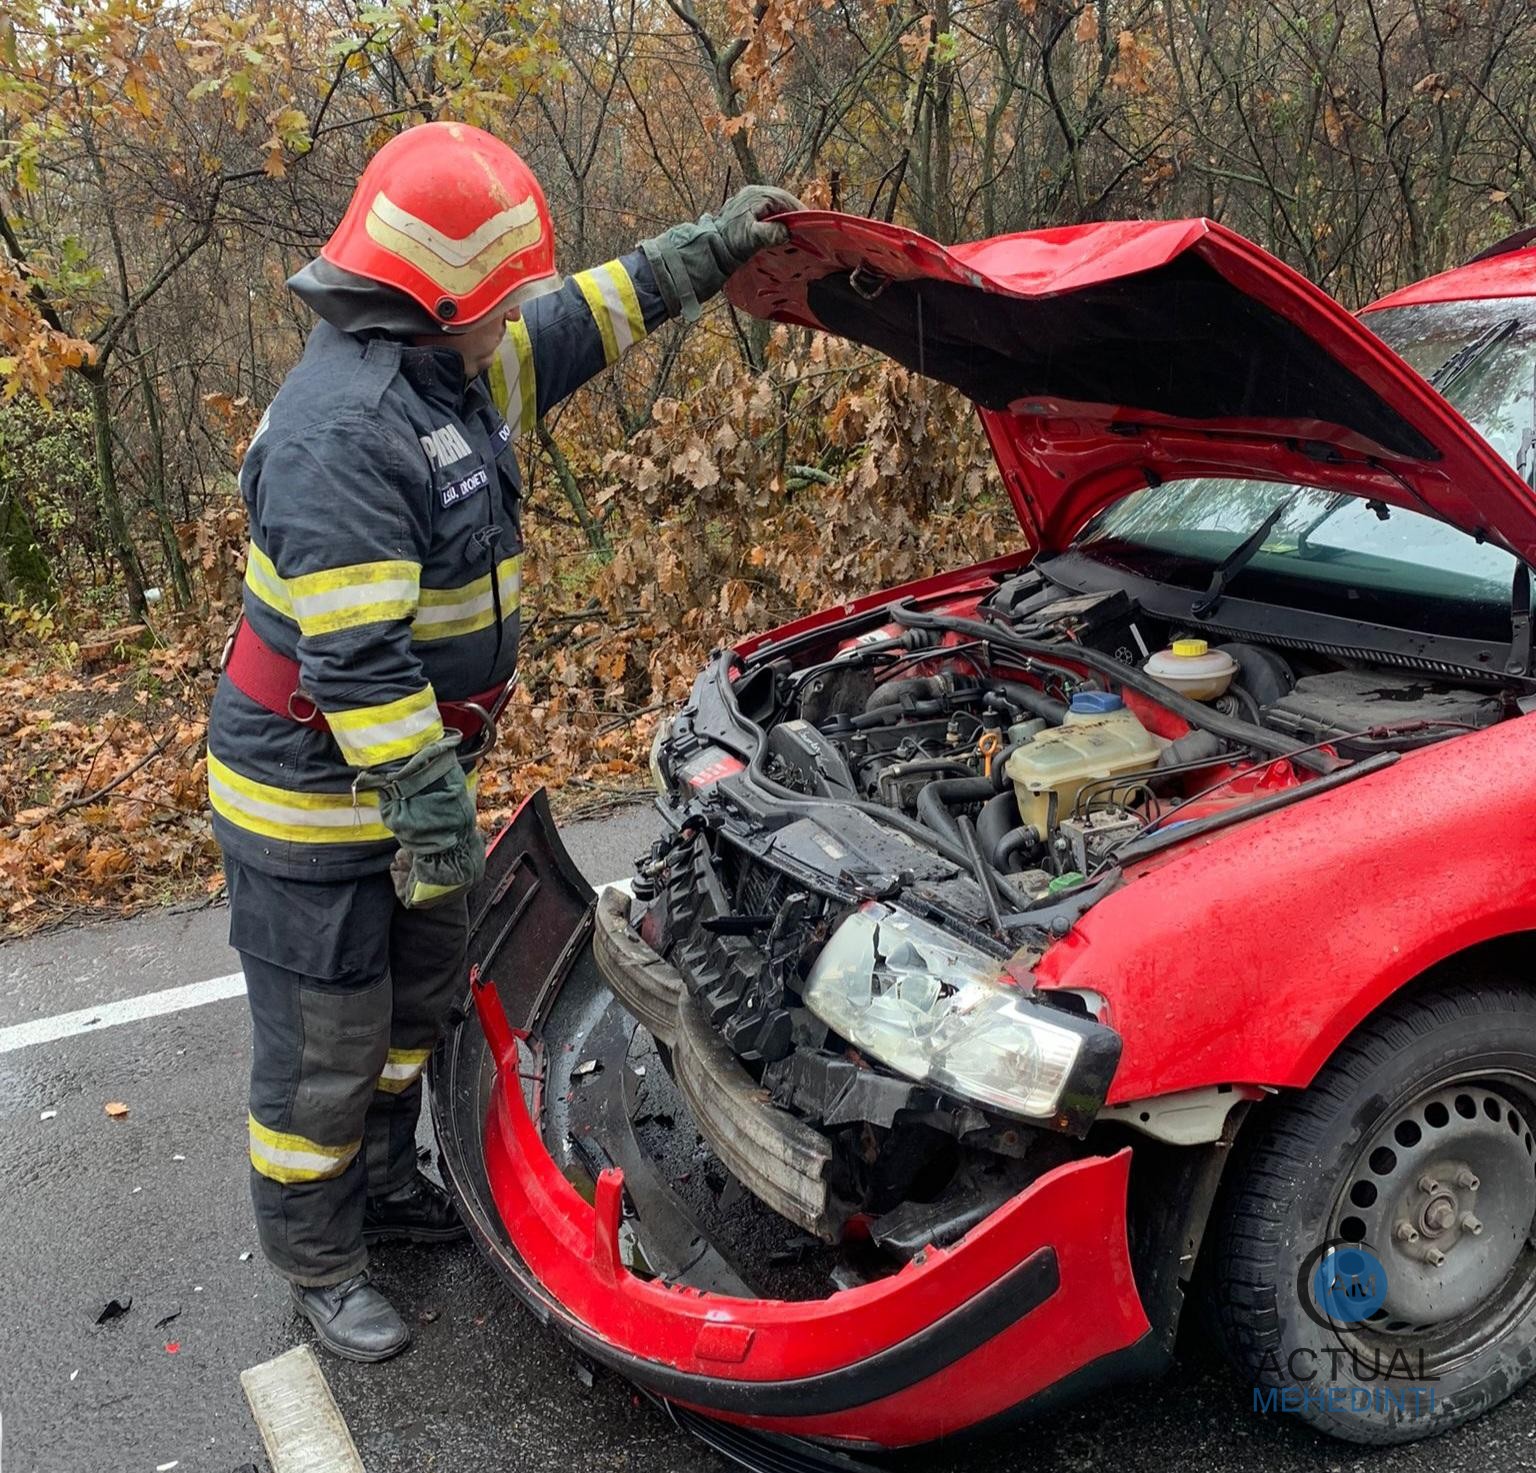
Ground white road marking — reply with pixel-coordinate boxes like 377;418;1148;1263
0;879;634;1055
0;972;246;1055
241;1346;365;1473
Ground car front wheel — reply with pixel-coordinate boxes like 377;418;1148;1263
1210;981;1536;1444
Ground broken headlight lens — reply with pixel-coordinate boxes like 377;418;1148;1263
801;902;1084;1120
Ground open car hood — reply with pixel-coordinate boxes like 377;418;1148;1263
725;213;1536;559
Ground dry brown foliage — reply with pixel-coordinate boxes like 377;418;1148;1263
0;341;1017;934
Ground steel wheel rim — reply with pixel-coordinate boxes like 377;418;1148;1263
1323;1067;1536;1375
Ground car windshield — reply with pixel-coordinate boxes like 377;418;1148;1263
1073;297;1536;639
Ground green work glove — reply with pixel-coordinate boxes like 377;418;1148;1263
640;185;804;323
356;734;485;908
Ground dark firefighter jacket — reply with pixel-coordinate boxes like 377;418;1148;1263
207;250;672;878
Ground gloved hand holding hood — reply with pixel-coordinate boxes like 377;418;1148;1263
640;185;804;323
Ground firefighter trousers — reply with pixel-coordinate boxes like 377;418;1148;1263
224;857;469;1286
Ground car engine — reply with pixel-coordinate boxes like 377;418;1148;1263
618;570;1514;1265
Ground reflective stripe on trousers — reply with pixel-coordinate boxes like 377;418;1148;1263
229;858;469;1287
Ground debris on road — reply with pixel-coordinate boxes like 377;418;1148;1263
154;1308;181;1330
164;1341;180;1354
238;1251;252;1262
94;1297;132;1324
104;1101;129;1120
418;1308;439;1324
40;1109;57;1121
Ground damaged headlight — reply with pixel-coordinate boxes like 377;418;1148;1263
802;902;1117;1128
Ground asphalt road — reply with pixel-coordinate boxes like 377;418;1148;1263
2;806;1535;1473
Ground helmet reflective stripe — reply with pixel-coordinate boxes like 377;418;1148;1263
367;190;543;275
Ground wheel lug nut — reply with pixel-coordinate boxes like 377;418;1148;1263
1421;1247;1447;1267
1418;1175;1442;1195
1455;1169;1480;1191
1395;1221;1420;1243
1460;1212;1484;1236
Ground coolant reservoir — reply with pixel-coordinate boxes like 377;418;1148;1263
1143;638;1237;701
1005;692;1162;832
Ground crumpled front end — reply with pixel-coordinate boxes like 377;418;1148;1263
433;794;1160;1458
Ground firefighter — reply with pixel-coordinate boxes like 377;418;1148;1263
208;120;801;1362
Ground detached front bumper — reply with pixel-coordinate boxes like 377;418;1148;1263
432;793;1159;1456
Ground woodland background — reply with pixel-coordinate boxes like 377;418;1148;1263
1;0;1534;929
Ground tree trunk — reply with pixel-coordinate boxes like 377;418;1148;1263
83;366;147;616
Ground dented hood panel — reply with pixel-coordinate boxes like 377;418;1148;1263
725;212;1536;559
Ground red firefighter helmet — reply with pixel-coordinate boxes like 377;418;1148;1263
322;121;557;329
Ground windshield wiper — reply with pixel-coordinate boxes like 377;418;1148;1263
1429;317;1519;393
1191;488;1303;619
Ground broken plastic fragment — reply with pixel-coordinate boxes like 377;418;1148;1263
95;1297;132;1325
40;1109;58;1121
239;1251;253;1262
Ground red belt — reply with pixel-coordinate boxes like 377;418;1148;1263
223;618;512;759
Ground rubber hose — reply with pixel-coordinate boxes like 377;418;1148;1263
915;776;995;844
865;675;945;713
977;791;1018;866
992;680;1069;725
996;825;1039;871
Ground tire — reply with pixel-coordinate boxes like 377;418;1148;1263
1209;980;1536;1444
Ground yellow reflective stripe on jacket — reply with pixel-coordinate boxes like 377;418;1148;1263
209;752;477;846
286;560;420;637
248;1114;359;1184
243;543;420;637
572;260;644;366
414;555;522;642
376;1046;433;1095
244;542;294;618
325;686;443;768
208;752;392;844
489;318;537;435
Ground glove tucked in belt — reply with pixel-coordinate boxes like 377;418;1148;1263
355;734;485;908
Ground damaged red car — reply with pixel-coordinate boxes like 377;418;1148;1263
433;214;1536;1466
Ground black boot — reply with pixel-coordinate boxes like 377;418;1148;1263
363;1171;467;1244
291;1271;411;1363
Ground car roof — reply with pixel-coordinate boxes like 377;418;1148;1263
1365;230;1536;312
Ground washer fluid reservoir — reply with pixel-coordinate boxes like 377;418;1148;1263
1005;692;1162;832
1143;638;1237;701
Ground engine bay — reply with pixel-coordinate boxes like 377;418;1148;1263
618;566;1518;1267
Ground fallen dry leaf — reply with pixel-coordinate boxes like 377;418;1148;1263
104;1101;129;1119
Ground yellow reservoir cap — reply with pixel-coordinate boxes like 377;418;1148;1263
1170;638;1209;659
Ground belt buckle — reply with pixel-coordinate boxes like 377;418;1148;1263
457;701;498;762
